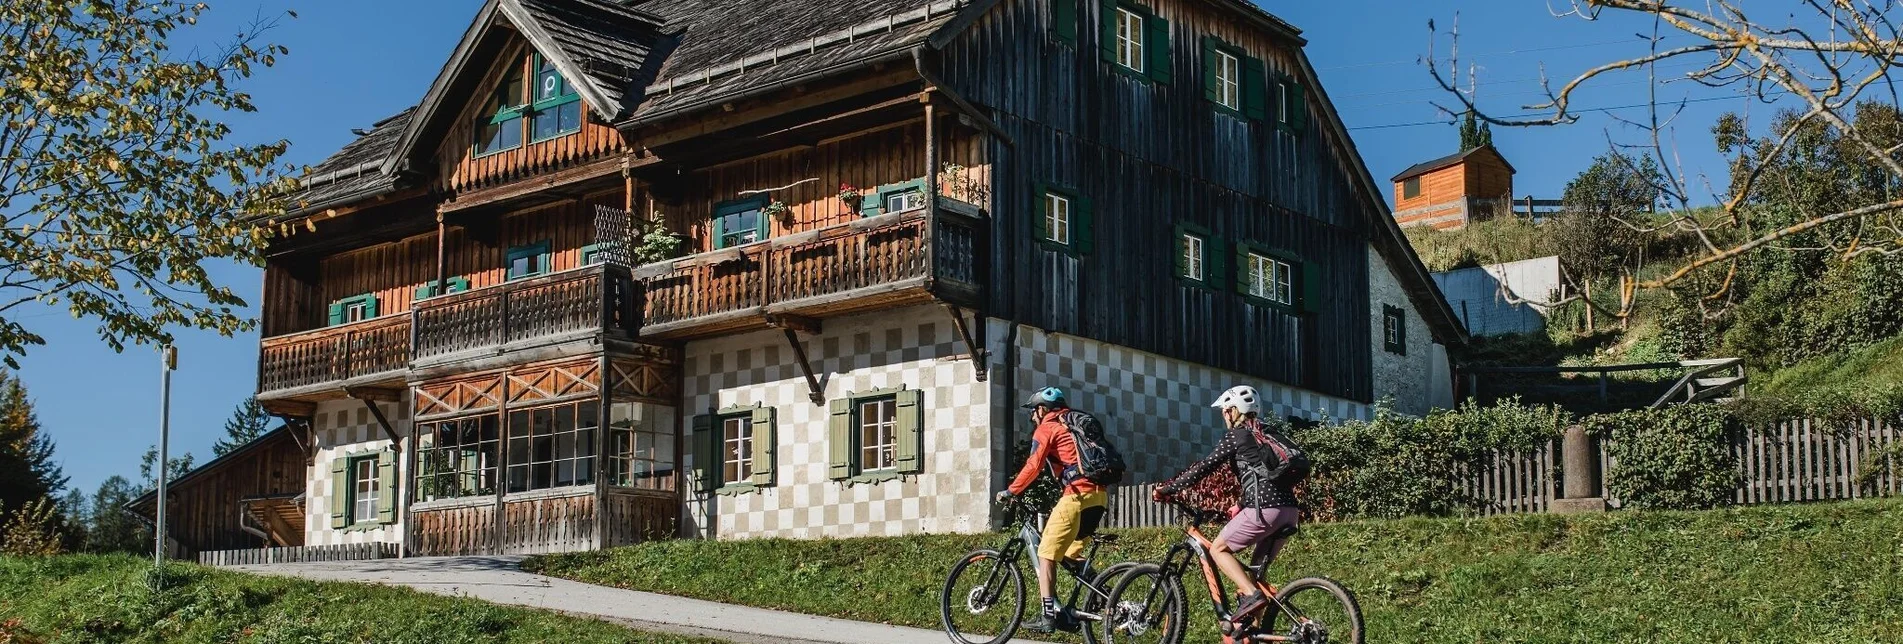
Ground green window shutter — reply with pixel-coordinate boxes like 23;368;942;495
1301;261;1324;314
1073;194;1095;255
329;458;348;528
365;294;380;318
1233;245;1252;294
692;413;716;493
1145;14;1172;84
1172;224;1189;278
414;284;435;301
1033;183;1052;241
895;389;924;474
711;213;729;247
327;301;345;326
1098;0;1118;62
447;277;469;293
1208;237;1230;286
1290;81;1308;131
1201;37;1221;103
1052;0;1078;44
828;399;854;480
749;406;776;486
376;450;397;524
1242;56;1267;120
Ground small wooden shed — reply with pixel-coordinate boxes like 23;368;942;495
1390;144;1515;230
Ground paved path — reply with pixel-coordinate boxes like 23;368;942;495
232;555;1047;644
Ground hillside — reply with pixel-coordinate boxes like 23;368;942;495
528;499;1903;643
0;554;715;643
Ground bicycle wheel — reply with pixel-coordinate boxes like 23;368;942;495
1103;563;1186;644
1077;561;1138;644
1262;576;1364;644
941;549;1025;644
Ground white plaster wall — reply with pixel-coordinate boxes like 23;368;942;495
304;397;409;547
1431;255;1563;337
1368;245;1443;416
681;304;994;540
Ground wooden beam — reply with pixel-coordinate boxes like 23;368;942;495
262;400;316;418
347;389;403;444
273;186;434;231
441;155;626;214
944;305;989;382
344;386;402;403
626;68;920;148
764;313;821;335
780;328;827;406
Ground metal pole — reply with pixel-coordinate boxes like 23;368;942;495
155;345;175;565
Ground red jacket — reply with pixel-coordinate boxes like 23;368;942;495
1008;409;1102;496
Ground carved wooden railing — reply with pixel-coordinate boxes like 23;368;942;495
637;202;983;331
413;264;638;361
258;315;411;394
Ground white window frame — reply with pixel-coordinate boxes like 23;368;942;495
1385;312;1401;346
721;415;755;486
1215;50;1240;111
1181;234;1205;281
884;189;926;213
856;398;899;473
1044;193;1072;245
350;457;379;524
344;300;370;323
1276;81;1290;124
1248;252;1294;306
1115;7;1145;73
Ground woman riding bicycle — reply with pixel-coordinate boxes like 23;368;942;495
1151;385;1308;629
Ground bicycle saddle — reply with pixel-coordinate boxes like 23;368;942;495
1269;524;1300;540
1093;533;1120;544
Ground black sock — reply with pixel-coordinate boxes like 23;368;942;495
1042;597;1058;616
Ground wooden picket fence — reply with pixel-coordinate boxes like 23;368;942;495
198;542;398;566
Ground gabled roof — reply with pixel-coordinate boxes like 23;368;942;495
279;108;415;219
127;425;293;513
1390;144;1515;183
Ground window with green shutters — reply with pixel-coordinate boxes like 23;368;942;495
506;240;550;281
692;404;776;494
863;178;928;217
713;197;770;248
1035;183;1093;256
1233;243;1321;314
828;387;923;483
1274;73;1309;134
1051;0;1079;44
529;54;583;143
1099;0;1170;84
1203;38;1266;120
1173;223;1223;288
414;276;471;301
329;449;396;529
327;293;379;326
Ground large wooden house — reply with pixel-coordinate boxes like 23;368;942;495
160;0;1465;558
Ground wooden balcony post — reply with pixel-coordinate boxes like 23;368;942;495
434;208;448;297
923;96;938;285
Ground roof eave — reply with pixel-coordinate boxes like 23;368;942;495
381;0;506;177
127;425;293;512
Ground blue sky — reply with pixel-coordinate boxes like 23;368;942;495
33;0;1773;495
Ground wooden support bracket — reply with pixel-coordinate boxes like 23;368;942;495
779;328;827;406
765;313;821;335
944;305;989;382
273;415;314;463
346;387;403;445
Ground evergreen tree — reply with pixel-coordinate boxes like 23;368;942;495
139;445;195;492
85;476;149;554
0;372;66;513
213;397;272;457
1458;109;1496;151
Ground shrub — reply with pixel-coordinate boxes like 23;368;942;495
1587;405;1737;510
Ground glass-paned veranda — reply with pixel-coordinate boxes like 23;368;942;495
415;397;678;501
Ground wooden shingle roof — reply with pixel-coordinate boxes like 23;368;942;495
281;108;415;217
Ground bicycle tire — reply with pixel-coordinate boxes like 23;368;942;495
1077;561;1139;644
1103;563;1187;644
940;549;1025;644
1262;576;1364;644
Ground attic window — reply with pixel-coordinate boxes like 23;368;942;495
474;52;582;156
530;54;583;142
475;68;525;156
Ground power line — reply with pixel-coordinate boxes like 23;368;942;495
1317;38;1663;72
1346;92;1765;130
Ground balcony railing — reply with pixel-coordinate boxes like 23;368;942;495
636;198;984;338
413;263;638;362
258;315;410;396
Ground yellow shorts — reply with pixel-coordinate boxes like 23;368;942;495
1038;489;1108;562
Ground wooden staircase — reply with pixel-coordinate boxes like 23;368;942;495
1650;358;1747;408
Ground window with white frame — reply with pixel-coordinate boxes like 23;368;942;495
857;397;898;472
1115;6;1145;72
1044;193;1072;245
884;188;926;213
350;457;379;524
1248;252;1294;306
1276;80;1290;124
1214;49;1240;111
1181;233;1205;281
721;414;755;485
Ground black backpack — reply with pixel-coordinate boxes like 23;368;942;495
1250;422;1312;485
1058;410;1127;486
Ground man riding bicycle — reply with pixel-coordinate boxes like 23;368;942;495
1152;385;1304;628
995;386;1106;634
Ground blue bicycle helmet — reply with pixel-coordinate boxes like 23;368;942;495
1020;387;1068;409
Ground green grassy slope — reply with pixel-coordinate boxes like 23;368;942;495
529;499;1903;643
0;554;716;644
1757;334;1903;398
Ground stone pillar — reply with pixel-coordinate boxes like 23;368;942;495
1551;424;1608;514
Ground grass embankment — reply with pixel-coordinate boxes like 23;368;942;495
1757;334;1903;398
529;499;1903;643
0;554;717;644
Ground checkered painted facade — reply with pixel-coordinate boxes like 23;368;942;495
303;397;410;547
994;324;1374;489
682;304;995;540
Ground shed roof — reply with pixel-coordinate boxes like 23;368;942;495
126;425;294;514
1389;144;1515;183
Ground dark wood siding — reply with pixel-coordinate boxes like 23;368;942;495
938;0;1377;400
132;431;306;555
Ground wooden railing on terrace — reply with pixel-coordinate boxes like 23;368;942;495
636;199;984;337
413;263;637;362
258;315;410;394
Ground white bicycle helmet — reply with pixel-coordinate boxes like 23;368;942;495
1211;385;1262;416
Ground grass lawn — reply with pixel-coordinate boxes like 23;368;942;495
0;554;720;643
528;498;1903;643
1757;334;1903;398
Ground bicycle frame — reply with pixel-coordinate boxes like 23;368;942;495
1138;510;1316;643
976;502;1119;622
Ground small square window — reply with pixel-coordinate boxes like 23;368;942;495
856;397;898;472
1214;50;1240;111
506;241;550;281
713;199;767;249
1115;7;1145;73
1044;193;1071;245
1403;177;1422;199
884;189;926;213
1180;233;1205;281
344;300;370;323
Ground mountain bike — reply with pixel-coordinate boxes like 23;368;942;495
1104;501;1362;644
941;498;1139;644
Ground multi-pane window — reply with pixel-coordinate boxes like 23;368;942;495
885;189;926;213
721;415;755;485
475;52;581;154
1180;233;1205;281
530;55;583;142
350;458;379;524
507;241;549;281
1383;305;1407;355
506;400;598;493
857;397;898;472
1248;252;1294;306
609;402;676;491
344;300;371;323
415;415;500;502
1214;50;1240;110
1115;7;1145;73
328;294;378;326
1044;193;1072;245
714;201;766;249
475;70;525;156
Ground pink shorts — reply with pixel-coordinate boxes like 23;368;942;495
1215;506;1299;567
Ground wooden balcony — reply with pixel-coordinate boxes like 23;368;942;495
412;263;639;373
257;315;411;402
635;198;985;340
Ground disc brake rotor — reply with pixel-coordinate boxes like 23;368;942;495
1113;601;1152;636
964;587;992;614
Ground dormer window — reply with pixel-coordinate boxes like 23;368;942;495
474;52;581;156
